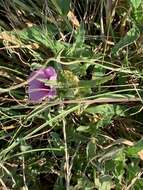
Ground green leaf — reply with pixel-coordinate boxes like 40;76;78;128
86;104;113;115
99;148;123;162
16;25;55;47
113;105;127;117
51;0;70;15
86;138;96;160
130;0;141;9
74;25;85;48
114;150;126;183
75;177;94;189
134;179;143;189
126;138;143;157
131;3;143;25
100;176;112;190
86;104;126;128
20;141;32;158
12;25;67;55
86;104;125;117
86;104;113;128
95;75;114;85
112;26;140;55
76;125;90;132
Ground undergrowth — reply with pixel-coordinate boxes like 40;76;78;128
0;0;143;189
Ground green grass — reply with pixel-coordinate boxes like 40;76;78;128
0;0;143;189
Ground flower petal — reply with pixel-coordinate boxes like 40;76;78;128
44;66;57;80
47;87;57;98
28;66;57;103
29;87;50;102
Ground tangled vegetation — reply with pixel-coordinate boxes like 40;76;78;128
0;0;143;189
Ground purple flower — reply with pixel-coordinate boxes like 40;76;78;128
28;66;57;102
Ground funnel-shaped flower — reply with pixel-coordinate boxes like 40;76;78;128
28;67;57;102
